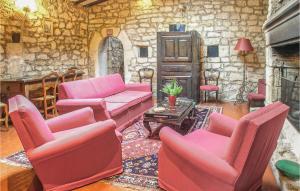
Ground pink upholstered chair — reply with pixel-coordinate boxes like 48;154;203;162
200;69;220;102
248;79;266;109
9;95;123;191
158;102;289;191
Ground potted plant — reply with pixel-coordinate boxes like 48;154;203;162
161;80;183;107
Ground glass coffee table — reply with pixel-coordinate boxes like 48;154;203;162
143;98;196;138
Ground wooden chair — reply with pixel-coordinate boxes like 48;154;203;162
31;72;60;119
200;69;220;102
61;69;78;83
138;68;154;91
0;102;9;131
247;79;266;109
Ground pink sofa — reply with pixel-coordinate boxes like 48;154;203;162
158;102;289;191
9;95;123;191
57;74;153;131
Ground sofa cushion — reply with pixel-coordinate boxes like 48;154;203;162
104;91;151;107
247;93;265;101
184;129;230;159
89;74;126;98
200;85;219;91
106;102;130;117
60;79;98;99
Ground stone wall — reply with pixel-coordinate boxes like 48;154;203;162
87;0;268;100
0;0;89;79
269;0;295;15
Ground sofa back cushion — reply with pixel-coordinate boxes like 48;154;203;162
59;78;98;99
59;74;126;99
90;74;126;98
9;95;54;151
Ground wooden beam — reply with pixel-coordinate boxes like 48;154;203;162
83;0;108;7
74;0;87;5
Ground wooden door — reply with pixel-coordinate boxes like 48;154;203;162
161;34;192;62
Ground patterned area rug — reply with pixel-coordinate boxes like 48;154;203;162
0;106;222;190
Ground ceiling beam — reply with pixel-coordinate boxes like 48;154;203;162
74;0;87;5
83;0;108;7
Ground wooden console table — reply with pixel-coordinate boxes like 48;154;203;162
0;72;84;103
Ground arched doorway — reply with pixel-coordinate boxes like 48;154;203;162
98;36;124;79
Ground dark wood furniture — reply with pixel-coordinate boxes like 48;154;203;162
157;31;201;102
143;98;195;138
0;71;84;104
200;69;220;102
138;68;154;91
62;69;78;82
30;72;60;119
0;102;9;131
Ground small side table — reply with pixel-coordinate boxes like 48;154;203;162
0;102;9;131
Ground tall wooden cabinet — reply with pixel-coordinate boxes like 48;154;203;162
157;31;201;102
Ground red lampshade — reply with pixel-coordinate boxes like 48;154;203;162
234;38;254;52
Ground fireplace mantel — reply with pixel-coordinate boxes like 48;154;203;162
263;0;300;47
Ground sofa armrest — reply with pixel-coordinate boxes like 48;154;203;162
46;107;96;133
159;127;238;185
28;119;119;164
56;99;110;120
125;83;151;92
56;98;106;110
207;113;238;137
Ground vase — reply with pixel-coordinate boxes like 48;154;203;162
168;95;176;107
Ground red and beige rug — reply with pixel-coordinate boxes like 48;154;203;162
0;106;222;190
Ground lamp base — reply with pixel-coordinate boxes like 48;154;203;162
235;81;256;104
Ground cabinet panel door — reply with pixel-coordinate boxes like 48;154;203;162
177;38;192;62
159;76;192;100
162;38;176;61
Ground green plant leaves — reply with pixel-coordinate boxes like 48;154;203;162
161;80;183;96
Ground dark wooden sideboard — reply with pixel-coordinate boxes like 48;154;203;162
157;31;201;102
0;72;84;103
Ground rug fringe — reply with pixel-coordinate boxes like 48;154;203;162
0;158;32;169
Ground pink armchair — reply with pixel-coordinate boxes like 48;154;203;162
9;95;123;191
158;102;289;191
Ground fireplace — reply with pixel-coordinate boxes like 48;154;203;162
264;0;300;189
281;77;299;131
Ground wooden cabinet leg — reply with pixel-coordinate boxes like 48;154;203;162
4;105;8;130
1;104;9;131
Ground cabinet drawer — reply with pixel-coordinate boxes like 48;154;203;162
161;65;192;72
1;82;23;93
